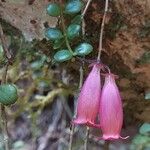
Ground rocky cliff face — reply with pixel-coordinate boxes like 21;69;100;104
107;0;150;123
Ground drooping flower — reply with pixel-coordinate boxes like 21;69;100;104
73;64;101;127
99;73;126;140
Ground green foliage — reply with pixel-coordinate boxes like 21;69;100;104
139;123;150;135
74;43;93;56
0;135;4;150
139;51;150;64
71;15;83;25
54;50;73;62
46;3;61;17
45;28;63;41
31;55;47;70
106;13;125;39
139;21;150;38
0;45;6;64
131;123;150;150
64;0;83;15
0;84;18;105
45;0;93;63
67;24;81;39
145;92;150;100
12;141;25;150
53;39;65;49
132;134;150;145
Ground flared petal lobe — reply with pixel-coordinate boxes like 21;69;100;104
73;65;101;126
99;74;123;140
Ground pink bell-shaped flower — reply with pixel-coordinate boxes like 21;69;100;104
99;73;126;140
73;64;101;127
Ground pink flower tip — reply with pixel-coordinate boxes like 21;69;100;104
96;134;129;141
102;134;120;140
72;119;99;128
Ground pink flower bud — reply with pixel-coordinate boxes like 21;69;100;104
99;74;124;140
73;64;101;127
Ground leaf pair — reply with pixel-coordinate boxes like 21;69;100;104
54;43;93;62
45;24;81;41
47;0;83;17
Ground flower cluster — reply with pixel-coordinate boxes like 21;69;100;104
73;63;128;140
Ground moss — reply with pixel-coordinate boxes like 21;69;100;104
105;12;126;39
139;21;150;38
137;51;150;64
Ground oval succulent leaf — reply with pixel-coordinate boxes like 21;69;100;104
139;123;150;135
46;3;61;17
31;60;43;70
45;28;63;41
64;0;83;14
0;84;18;105
54;50;73;62
67;24;81;39
74;43;93;56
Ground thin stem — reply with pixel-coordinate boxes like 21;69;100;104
60;11;73;54
81;2;93;148
82;0;93;36
0;24;11;150
68;0;92;147
68;65;84;150
79;66;84;89
104;141;110;150
2;63;9;84
84;127;90;150
68;124;75;150
82;0;92;17
0;25;11;60
0;106;9;150
0;63;9;150
97;0;109;61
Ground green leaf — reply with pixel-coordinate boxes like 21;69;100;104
11;140;29;150
46;3;61;17
145;92;150;100
31;55;46;70
139;123;150;135
67;24;81;39
71;15;83;24
74;43;93;56
31;61;43;70
140;51;150;64
53;39;65;49
54;50;73;62
132;135;150;145
64;0;83;15
0;84;18;105
12;140;25;150
45;28;63;41
0;44;5;63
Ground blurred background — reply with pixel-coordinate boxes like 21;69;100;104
0;0;150;150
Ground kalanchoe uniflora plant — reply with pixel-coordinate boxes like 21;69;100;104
45;1;93;63
99;73;128;140
73;64;101;127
